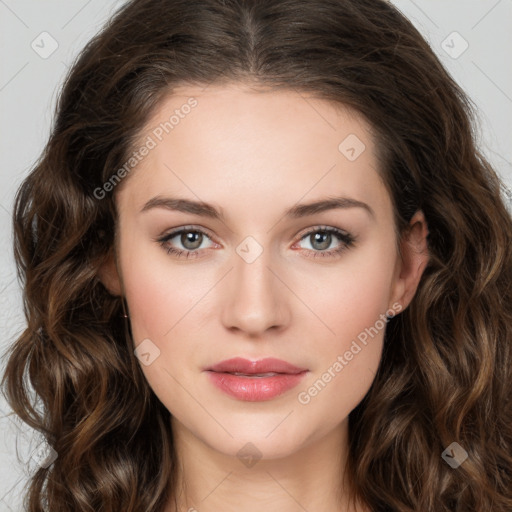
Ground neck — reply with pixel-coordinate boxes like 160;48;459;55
165;417;369;512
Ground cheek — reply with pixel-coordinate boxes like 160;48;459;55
120;225;397;418
293;240;397;416
310;238;397;345
120;235;210;343
121;226;398;355
120;250;208;408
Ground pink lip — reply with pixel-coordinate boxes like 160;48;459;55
205;357;308;401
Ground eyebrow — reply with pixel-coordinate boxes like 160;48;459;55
140;195;375;219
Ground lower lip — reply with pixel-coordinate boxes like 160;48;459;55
206;371;308;401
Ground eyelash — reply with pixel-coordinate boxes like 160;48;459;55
156;225;355;260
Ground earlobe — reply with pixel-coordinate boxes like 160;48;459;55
390;210;430;311
97;248;123;296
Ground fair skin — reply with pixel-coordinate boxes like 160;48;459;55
100;83;429;512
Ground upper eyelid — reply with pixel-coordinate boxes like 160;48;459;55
159;225;217;242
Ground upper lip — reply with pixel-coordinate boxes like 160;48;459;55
206;357;307;375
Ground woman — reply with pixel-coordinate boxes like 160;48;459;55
2;0;511;511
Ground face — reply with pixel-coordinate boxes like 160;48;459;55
103;83;427;461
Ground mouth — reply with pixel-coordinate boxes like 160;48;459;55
205;357;308;401
222;372;282;377
205;356;307;375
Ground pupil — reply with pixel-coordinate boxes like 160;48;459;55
313;232;330;250
182;231;202;249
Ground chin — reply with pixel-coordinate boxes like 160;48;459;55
188;412;317;462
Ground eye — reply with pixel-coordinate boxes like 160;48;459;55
156;226;216;259
293;226;355;259
156;225;355;260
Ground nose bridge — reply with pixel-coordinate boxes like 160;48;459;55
221;236;289;335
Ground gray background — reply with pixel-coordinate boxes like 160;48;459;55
1;1;511;509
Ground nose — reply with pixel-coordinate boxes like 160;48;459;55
220;244;291;337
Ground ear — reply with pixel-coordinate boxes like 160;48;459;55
389;210;429;311
97;248;123;296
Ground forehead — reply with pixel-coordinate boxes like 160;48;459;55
116;83;391;222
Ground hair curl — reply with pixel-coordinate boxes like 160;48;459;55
2;0;512;510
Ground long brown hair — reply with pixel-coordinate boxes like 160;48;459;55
2;0;511;510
